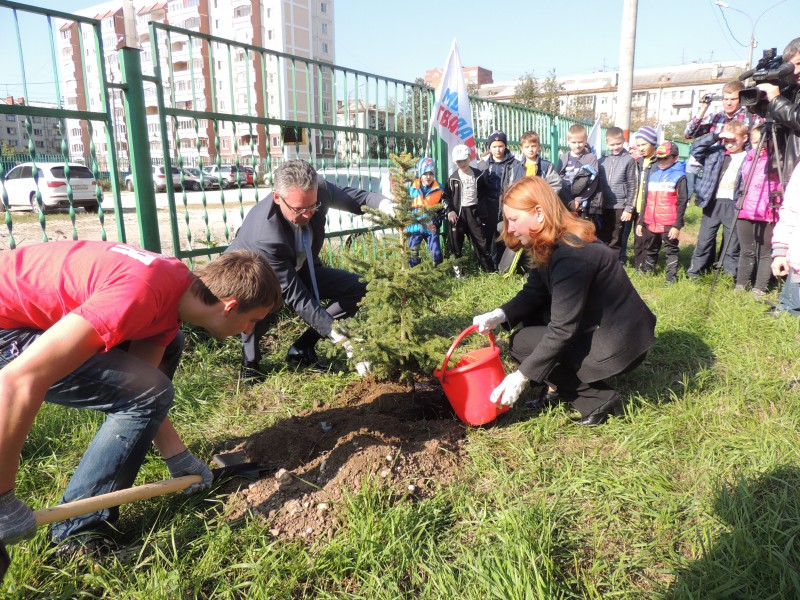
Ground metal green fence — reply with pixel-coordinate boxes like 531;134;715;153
0;1;125;250
0;0;609;265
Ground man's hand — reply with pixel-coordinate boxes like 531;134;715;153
472;309;506;334
772;256;791;277
635;224;643;237
0;490;36;545
620;210;632;222
330;329;371;376
489;371;529;407
448;210;458;225
757;83;782;102
165;450;213;494
668;227;680;241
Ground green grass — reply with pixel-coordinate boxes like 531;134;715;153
4;205;800;598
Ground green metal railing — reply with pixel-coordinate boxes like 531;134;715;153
0;0;124;250
0;1;609;266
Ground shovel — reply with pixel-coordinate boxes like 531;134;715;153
0;456;267;582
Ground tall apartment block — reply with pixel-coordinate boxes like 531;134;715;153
56;0;336;170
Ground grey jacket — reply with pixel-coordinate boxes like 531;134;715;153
226;175;386;336
598;150;638;211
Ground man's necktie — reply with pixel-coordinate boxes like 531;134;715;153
302;226;320;303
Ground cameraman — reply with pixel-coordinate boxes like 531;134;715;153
684;80;762;198
684;80;761;139
756;37;800;178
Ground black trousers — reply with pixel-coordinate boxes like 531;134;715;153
598;208;630;262
448;205;495;273
481;199;505;268
241;265;366;365
735;218;774;292
509;325;647;417
640;225;680;282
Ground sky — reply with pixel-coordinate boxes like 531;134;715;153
1;0;798;103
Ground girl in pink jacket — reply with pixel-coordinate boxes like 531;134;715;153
735;125;782;295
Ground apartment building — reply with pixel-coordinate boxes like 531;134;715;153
475;61;749;129
1;97;65;155
56;0;335;170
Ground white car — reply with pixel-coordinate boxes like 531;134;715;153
317;167;393;236
1;162;101;213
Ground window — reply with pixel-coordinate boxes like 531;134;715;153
222;138;230;149
268;30;274;40
266;8;271;17
322;101;330;114
35;141;44;148
33;129;43;135
234;6;251;18
322;42;328;54
272;136;279;147
322;23;328;34
61;29;71;40
6;127;16;135
32;117;41;123
6;115;15;121
324;138;332;150
321;2;327;13
184;17;200;30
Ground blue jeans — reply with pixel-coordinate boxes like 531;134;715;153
777;270;800;316
0;329;183;542
408;230;443;266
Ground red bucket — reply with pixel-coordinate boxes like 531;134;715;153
434;325;509;426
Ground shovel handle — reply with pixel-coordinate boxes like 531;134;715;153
32;475;201;527
438;324;497;381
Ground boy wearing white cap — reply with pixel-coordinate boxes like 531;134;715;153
442;145;496;273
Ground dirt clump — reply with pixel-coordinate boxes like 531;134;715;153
223;378;468;540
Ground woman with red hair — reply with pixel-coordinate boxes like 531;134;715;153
473;177;657;425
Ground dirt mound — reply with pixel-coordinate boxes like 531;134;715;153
223;379;468;540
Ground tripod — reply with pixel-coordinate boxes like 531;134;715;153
708;118;786;301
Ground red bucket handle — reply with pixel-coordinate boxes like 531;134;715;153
438;324;497;382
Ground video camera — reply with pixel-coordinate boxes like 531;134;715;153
738;48;795;108
701;93;722;103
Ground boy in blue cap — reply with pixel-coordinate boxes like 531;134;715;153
407;157;444;267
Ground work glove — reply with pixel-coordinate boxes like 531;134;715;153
447;210;458;225
489;370;529;407
0;489;37;545
472;308;506;334
330;328;372;377
165;450;213;494
378;199;397;217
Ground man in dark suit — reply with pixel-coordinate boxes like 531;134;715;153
226;160;394;382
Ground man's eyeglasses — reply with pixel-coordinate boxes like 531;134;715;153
283;201;322;216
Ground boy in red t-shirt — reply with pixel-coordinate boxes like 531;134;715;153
0;241;280;556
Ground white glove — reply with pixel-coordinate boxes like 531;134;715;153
489;370;529;407
472;308;506;334
165;450;214;494
378;198;397;217
331;328;371;377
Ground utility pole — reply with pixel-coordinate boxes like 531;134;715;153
616;0;638;142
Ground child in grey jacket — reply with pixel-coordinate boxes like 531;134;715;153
598;126;638;262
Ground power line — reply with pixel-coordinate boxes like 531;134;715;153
714;2;749;47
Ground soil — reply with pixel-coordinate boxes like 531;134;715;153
219;378;468;541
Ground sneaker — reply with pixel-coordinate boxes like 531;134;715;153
750;288;767;299
51;533;119;560
453;265;462;279
734;284;746;292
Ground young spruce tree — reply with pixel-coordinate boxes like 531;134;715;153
342;152;450;384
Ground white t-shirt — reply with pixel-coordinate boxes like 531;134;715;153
458;169;478;207
717;152;746;201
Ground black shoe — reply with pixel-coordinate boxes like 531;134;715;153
286;345;327;370
240;361;266;385
525;389;559;410
577;394;624;426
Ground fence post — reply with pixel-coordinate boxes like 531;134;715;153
550;115;560;164
119;0;160;252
